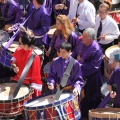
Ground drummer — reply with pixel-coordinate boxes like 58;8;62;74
24;0;51;50
46;14;81;61
108;68;120;108
0;0;22;32
94;0;119;53
47;42;84;96
73;28;103;119
10;33;42;97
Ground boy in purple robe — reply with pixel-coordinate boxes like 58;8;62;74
0;0;22;31
73;28;103;119
25;0;51;48
108;68;120;108
53;0;70;16
48;42;84;96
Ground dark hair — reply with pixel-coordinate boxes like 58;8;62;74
20;34;35;46
100;0;112;11
36;0;44;5
60;42;72;52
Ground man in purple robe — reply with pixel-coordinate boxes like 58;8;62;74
48;42;84;96
108;68;120;108
73;28;103;119
0;0;22;31
53;0;70;16
25;0;51;48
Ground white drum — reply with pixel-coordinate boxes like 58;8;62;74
0;30;9;46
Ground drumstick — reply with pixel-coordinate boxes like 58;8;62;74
19;25;27;32
96;33;110;40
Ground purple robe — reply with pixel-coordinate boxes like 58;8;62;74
44;0;52;16
0;0;22;24
48;56;84;92
74;40;103;118
25;5;51;46
53;0;70;16
49;31;80;53
108;69;120;108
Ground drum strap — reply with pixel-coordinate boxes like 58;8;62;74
54;57;75;100
13;52;36;98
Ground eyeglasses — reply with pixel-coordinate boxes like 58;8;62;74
98;10;107;14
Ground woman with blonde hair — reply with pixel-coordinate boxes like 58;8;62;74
46;14;80;60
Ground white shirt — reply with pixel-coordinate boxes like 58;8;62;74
109;47;120;69
95;15;120;45
68;0;95;30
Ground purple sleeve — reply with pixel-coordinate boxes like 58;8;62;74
52;0;60;14
81;50;102;76
33;14;51;36
49;31;57;47
12;4;22;23
107;70;116;85
72;61;84;91
48;61;57;85
70;32;81;58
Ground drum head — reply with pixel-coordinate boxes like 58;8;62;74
0;30;9;46
25;93;72;107
0;83;30;101
105;45;120;59
32;46;43;55
48;25;56;37
2;41;19;53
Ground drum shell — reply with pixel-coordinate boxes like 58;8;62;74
104;45;120;79
0;82;33;119
24;92;81;120
89;108;120;119
109;10;120;24
0;41;43;70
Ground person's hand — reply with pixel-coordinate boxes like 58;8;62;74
100;34;106;40
13;67;19;73
72;17;79;24
73;88;78;96
26;30;34;37
77;55;80;61
46;51;50;57
110;91;116;98
7;27;13;33
48;83;54;90
55;4;64;10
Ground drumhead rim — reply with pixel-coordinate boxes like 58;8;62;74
0;82;33;103
24;92;76;110
89;108;120;118
105;45;120;59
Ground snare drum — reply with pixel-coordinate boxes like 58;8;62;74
89;108;120;119
104;45;120;79
0;30;9;46
0;41;43;69
48;25;56;38
109;10;120;24
24;93;81;120
0;82;33;119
